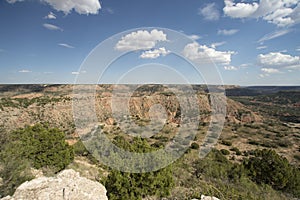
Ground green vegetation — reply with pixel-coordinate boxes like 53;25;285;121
230;147;242;155
0;96;71;110
0;124;74;196
190;142;200;150
243;149;300;197
230;91;300;123
220;149;230;155
104;136;174;200
175;148;299;199
221;140;232;146
0;85;299;199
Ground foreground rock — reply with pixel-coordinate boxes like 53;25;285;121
1;169;108;200
191;195;220;200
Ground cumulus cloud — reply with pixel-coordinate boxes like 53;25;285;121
223;0;259;18
261;68;281;73
58;43;75;48
218;29;239;36
258;52;300;69
223;0;300;27
224;66;238;70
258;29;292;43
44;12;56;19
140;47;170;59
43;23;63;31
183;42;235;65
44;0;101;15
199;3;220;21
6;0;101;15
19;69;31;73
115;29;168;51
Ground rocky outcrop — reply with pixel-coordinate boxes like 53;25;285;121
1;169;108;200
192;195;220;200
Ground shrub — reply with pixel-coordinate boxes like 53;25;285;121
220;149;230;155
248;140;260;145
243;149;291;191
3;124;74;172
0;124;74;196
221;140;232;146
73;140;89;156
230;147;242;156
190;142;200;150
105;137;174;200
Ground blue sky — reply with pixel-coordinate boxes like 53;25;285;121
0;0;299;85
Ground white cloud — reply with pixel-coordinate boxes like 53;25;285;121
223;0;300;27
58;43;75;48
258;52;300;69
210;41;226;48
223;0;259;18
217;29;239;36
44;0;101;15
261;68;281;73
188;34;202;40
19;69;31;73
183;42;235;65
258;29;292;43
71;72;80;75
140;47;170;59
240;63;252;68
199;3;220;21
43;23;63;31
115;29;167;51
6;0;101;15
6;0;23;3
224;66;238;70
263;6;294;27
44;12;56;19
256;46;268;50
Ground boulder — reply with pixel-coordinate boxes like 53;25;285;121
1;169;108;200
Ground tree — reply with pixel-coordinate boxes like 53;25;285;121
7;124;74;171
104;137;174;200
243;149;292;190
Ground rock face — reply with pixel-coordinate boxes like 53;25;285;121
1;169;108;200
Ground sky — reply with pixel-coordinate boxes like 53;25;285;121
0;0;299;85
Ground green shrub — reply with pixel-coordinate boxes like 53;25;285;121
248;140;260;145
0;124;74;196
73;140;89;156
221;140;232;146
3;124;74;172
230;147;242;156
220;149;230;155
105;137;174;200
243;149;292;191
190;142;200;150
